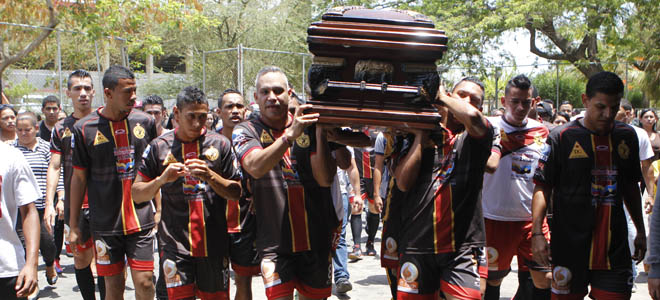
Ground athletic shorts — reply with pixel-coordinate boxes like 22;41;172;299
381;231;400;269
160;250;230;300
396;247;483;300
260;250;332;300
551;265;632;299
474;246;488;279
64;208;94;253
93;228;155;276
485;218;551;279
229;223;260;277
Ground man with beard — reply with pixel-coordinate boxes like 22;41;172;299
394;77;493;300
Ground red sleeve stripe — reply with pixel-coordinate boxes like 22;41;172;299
239;146;262;164
50;149;62;155
137;171;153;181
491;147;501;155
73;165;87;170
533;179;549;187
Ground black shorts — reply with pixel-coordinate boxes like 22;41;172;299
229;219;259;277
261;250;332;300
93;228;154;276
551;265;632;299
160;250;230;300
397;247;482;300
65;208;93;253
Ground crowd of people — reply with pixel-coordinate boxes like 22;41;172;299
1;65;660;300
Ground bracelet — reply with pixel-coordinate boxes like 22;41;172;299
281;135;293;147
532;232;545;237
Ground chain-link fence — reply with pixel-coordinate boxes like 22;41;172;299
202;45;311;106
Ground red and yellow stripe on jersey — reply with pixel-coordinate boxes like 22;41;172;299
226;199;241;233
110;120;142;235
182;141;208;257
282;148;311;253
433;132;458;254
499;126;548;156
589;135;613;270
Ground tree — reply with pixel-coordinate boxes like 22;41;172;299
0;0;58;98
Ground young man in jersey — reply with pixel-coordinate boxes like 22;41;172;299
394;77;493;300
143;95;168;137
132;86;241;299
218;88;259;300
232;66;338;300
44;69;105;300
532;71;646;299
69;65;158;300
481;75;551;300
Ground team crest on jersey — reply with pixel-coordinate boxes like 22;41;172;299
500;129;509;143
397;262;419;293
296;133;310;148
62;128;72;138
260;130;274;144
618;140;629;159
163;152;178;166
133;123;145;139
534;133;545;146
568;141;588;159
204;145;219;161
94;130;110;146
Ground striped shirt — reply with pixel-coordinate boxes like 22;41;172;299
13;138;64;210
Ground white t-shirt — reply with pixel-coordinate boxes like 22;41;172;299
0;143;40;277
482;117;549;221
632;125;654;161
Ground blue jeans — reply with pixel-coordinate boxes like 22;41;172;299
333;193;350;282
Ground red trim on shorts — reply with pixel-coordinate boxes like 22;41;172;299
296;281;331;299
76;237;94;252
589;287;630;300
127;257;154;271
440;280;481;300
362;193;374;204
381;257;399;269
265;280;296;300
239;146;262;164
551;292;587;300
50;149;62;155
231;263;260;277
137;170;153;181
196;289;230;300
397;291;437;300
478;265;488;279
96;261;124;277
73;165;87;170
167;283;196;300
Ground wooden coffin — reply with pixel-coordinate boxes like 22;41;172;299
306;6;448;129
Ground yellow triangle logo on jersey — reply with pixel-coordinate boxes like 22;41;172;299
62;128;72;138
568;141;588;159
93;130;109;146
260;130;274;144
163;152;178;166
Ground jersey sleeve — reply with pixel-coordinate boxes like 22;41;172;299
636;127;654;161
217;139;241;181
71;124;90;170
137;142;159;181
232;123;262;165
11;149;40;207
50;126;63;154
533;130;559;187
374;132;386;155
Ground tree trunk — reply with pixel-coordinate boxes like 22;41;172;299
146;54;154;80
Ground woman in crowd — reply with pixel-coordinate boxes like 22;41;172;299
551;111;570;127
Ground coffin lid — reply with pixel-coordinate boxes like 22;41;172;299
322;6;435;28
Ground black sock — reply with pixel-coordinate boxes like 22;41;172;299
366;212;379;244
75;266;96;300
513;271;534;300
533;287;550;300
484;283;500;300
350;214;362;248
98;276;106;300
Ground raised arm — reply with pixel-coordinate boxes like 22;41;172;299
394;131;426;192
437;85;489;138
311;126;336;187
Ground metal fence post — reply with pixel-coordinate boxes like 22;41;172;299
301;54;306;100
555;62;560;108
56;31;63;103
238;44;244;95
202;51;206;94
625;61;629;100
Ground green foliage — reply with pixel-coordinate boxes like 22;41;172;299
4;79;36;103
140;76;194;100
532;68;585;108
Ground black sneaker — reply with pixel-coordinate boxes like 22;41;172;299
335;278;353;293
348;245;363;261
365;242;377;256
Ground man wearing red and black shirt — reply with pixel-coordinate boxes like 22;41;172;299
45;69;103;300
133;86;241;300
70;65;158;300
232;66;337;300
532;71;647;299
394;77;493;300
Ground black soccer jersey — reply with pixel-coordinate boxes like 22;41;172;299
353;130;379;199
39;120;52;142
72;108;157;236
533;120;642;270
137;128;239;257
399;125;493;254
51;116;89;215
232;117;338;254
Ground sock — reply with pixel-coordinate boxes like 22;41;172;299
513;271;534;300
366;212;379;244
484;283;500;300
533;287;550;300
350;214;362;247
75;266;96;300
386;268;398;300
98;276;106;300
